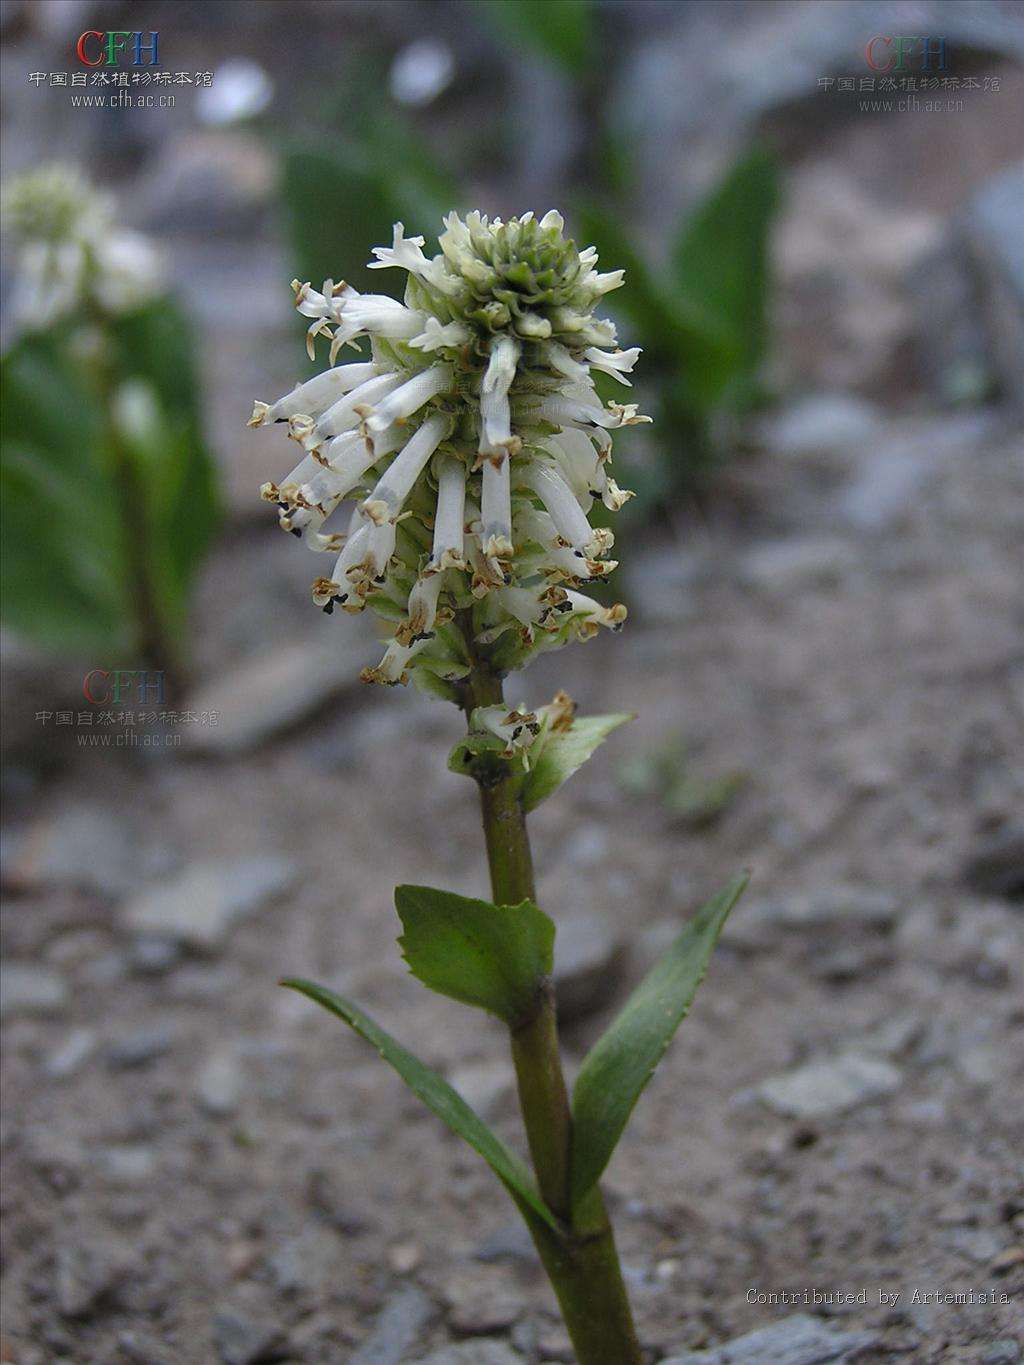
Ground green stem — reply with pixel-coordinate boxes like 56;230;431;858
462;648;643;1365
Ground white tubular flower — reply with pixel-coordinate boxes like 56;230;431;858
250;210;645;690
472;705;541;757
2;164;162;329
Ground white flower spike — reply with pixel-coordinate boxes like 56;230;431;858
250;210;647;692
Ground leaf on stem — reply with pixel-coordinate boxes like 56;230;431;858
521;713;633;813
569;872;749;1212
281;977;560;1231
396;884;554;1026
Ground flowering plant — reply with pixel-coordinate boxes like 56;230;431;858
251;211;746;1363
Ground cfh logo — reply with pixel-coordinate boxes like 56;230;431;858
865;34;948;71
83;669;166;705
75;30;160;67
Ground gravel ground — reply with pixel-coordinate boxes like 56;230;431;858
2;399;1022;1364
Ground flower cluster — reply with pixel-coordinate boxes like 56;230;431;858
250;210;648;693
1;164;162;328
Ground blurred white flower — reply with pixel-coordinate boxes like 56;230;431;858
389;39;455;106
196;58;273;126
1;164;162;327
250;211;647;692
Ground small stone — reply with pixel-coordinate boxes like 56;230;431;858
536;1322;574;1362
552;911;624;1022
661;1312;879;1364
106;1027;176;1070
182;639;370;756
722;888;898;950
981;1342;1022;1365
117;1330;174;1364
350;1284;436;1365
121;856;294;953
448;1061;511;1121
444;1269;521;1334
388;1242;423;1274
95;1145;156;1185
854;1015;923;1060
757;1052;902;1119
0;963;68;1019
211;1308;285;1365
44;1028;98;1080
809;944;889;983
414;1344;523;1365
964;823;1024;899
129;936;183;976
196;1047;243;1117
3;808;152;897
472;1221;536;1265
945;1227;1005;1265
740;538;857;594
990;1247;1024;1275
759;392;882;459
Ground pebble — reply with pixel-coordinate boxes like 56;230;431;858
182;638;370;756
759;392;883;460
2;808;156;897
94;1144;157;1185
443;1269;521;1334
106;1026;176;1070
211;1307;286;1365
661;1312;879;1364
472;1221;536;1265
350;1284;436;1365
448;1061;512;1121
739;538;857;594
121;856;294;952
552;910;624;1022
757;1052;902;1119
981;1343;1022;1365
964;823;1024;899
196;1046;244;1117
388;1242;423;1274
722;888;898;951
0;963;68;1019
44;1027;98;1080
129;935;183;976
414;1344;523;1365
117;1330;174;1364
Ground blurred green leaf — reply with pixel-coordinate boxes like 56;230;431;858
396;884;554;1025
1;301;217;656
671;147;780;409
280;120;457;297
521;712;633;812
281;977;560;1231
484;0;593;75
1;333;131;652
570;873;749;1212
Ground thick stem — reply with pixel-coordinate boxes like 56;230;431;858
462;647;643;1365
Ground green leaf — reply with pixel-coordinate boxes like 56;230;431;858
521;713;633;813
396;884;554;1026
483;0;593;75
281;977;559;1231
570;873;749;1211
671;147;780;409
1;333;132;652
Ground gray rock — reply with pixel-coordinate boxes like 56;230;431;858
128;936;183;976
95;1145;157;1185
443;1268;522;1334
44;1028;98;1080
106;1026;176;1070
121;856;294;952
965;164;1024;407
211;1308;285;1365
350;1284;436;1365
739;539;857;595
448;1061;511;1122
944;1226;1006;1266
472;1221;536;1265
182;639;370;756
2;808;152;898
414;1344;523;1365
117;1331;174;1365
196;1046;243;1118
757;1052;902;1119
722;887;898;950
0;962;68;1019
662;1312;879;1364
982;1341;1022;1365
759;393;882;460
553;910;624;1023
964;823;1024;899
